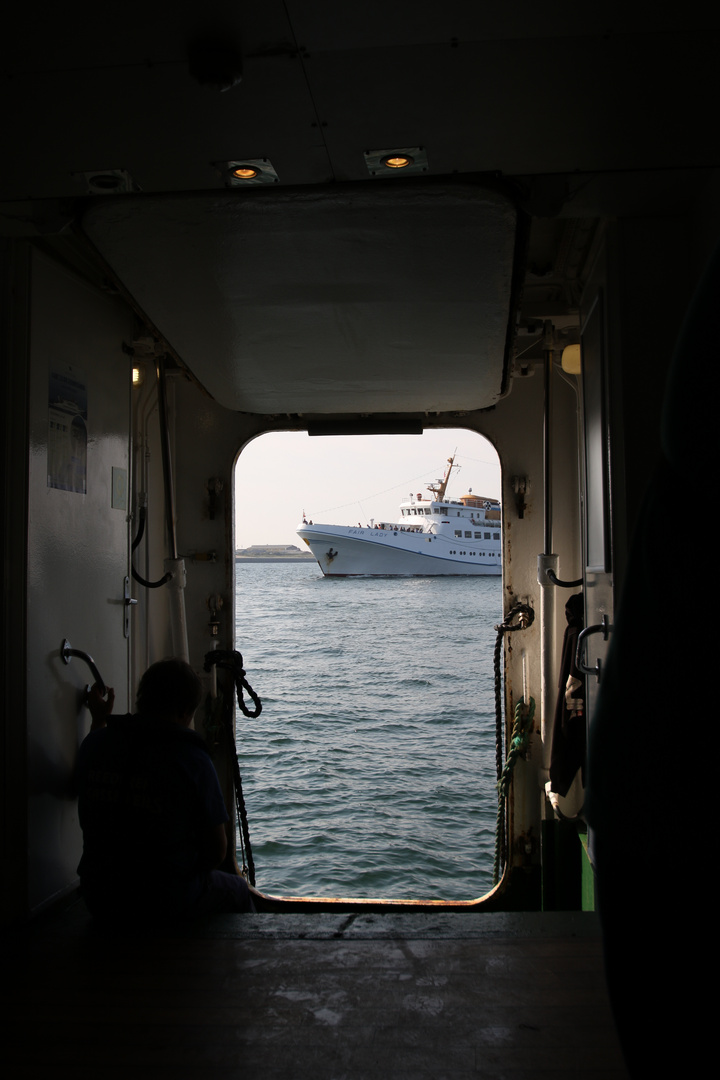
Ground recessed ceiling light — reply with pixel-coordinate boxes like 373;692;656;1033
231;165;260;180
363;147;428;177
89;173;123;189
380;153;414;169
219;158;279;186
79;169;140;195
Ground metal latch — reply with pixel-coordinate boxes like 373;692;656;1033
124;575;138;638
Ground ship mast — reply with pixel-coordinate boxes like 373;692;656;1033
426;452;458;502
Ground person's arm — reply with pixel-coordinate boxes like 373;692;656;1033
86;682;115;730
194;751;231;869
200;823;228;869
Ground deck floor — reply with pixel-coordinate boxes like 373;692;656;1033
2;905;629;1079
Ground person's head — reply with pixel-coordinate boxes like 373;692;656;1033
135;659;203;725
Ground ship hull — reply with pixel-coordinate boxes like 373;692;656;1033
297;524;501;576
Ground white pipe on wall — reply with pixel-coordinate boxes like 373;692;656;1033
165;557;189;663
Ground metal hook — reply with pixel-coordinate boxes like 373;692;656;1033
60;639;106;695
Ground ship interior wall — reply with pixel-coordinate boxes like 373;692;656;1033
1;238;31;925
20;250;134;913
129;366;173;682
2;189;719;921
481;318;583;902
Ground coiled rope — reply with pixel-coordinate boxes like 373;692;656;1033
203;650;262;886
492;602;535;884
493;695;536;885
204;649;262;719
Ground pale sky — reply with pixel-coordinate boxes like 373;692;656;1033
234;429;501;549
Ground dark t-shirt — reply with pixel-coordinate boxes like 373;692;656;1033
76;713;228;917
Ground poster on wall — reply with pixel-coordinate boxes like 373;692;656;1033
48;367;87;493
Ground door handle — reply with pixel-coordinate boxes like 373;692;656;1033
576;614;612;681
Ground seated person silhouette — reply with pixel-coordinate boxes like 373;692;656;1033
76;658;255;921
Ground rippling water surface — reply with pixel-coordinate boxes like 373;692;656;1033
234;562;502;901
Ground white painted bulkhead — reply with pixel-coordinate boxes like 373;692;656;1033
24;252;134;912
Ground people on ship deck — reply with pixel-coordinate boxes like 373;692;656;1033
76;658;255;921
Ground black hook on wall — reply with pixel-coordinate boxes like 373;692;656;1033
60;639;106;695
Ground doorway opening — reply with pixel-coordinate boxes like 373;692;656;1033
232;430;502;902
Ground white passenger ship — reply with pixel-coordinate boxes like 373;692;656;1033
297;456;501;576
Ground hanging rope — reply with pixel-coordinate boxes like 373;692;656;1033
493;603;535;779
493;696;536;885
204;649;262;718
203;650;262;886
492;602;535;882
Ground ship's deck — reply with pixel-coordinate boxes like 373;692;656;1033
3;902;630;1078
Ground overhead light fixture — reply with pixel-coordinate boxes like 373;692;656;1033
231;165;260;180
381;153;414;169
79;169;140;195
218;158;279;186
561;343;582;374
364;146;428;177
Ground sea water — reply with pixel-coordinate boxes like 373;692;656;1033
234;562;502;901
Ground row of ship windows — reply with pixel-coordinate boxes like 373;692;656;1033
402;507;498;517
454;530;500;540
449;551;497;557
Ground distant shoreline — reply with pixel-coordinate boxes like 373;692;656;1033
235;555;315;563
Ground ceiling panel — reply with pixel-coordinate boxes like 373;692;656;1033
82;182;516;414
4;4;719;201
